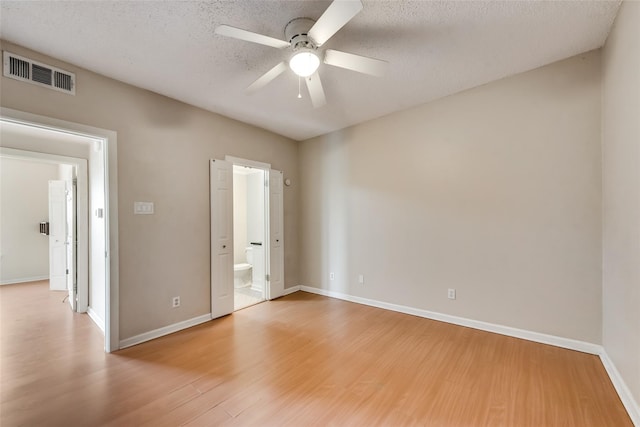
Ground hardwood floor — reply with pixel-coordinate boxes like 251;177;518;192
0;281;632;426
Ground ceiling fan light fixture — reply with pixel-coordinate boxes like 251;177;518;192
289;50;320;77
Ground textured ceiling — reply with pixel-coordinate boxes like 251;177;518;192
0;1;621;141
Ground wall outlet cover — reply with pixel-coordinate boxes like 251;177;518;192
134;201;154;215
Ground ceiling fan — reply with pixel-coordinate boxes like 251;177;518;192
215;0;388;108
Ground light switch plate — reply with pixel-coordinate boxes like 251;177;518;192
134;201;154;215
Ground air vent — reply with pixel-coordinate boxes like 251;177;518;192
3;51;75;95
9;56;29;79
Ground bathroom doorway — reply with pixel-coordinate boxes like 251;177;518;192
232;164;267;311
210;157;284;319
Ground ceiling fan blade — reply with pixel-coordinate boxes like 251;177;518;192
246;62;288;94
324;49;389;77
304;72;327;108
308;0;363;47
215;25;290;49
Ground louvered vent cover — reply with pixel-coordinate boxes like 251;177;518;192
3;51;75;95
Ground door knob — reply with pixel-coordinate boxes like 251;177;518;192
222;245;226;248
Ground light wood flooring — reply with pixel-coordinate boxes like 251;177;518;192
0;281;632;426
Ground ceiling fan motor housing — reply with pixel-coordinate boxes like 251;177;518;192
285;18;317;51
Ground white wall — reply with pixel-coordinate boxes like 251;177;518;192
602;0;640;412
299;51;602;344
0;157;59;284
246;170;265;245
233;169;265;265
233;172;248;264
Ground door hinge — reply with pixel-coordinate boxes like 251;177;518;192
66;269;69;274
265;274;270;282
73;178;78;186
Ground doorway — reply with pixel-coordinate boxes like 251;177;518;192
0;150;88;312
210;157;284;319
0;108;119;352
232;164;266;311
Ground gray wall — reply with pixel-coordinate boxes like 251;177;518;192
299;51;602;344
602;0;640;408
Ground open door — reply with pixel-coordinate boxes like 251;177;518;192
64;178;77;310
48;180;68;293
268;170;284;299
210;159;234;319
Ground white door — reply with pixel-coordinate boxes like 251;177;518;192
210;160;234;319
48;180;68;291
268;170;284;299
65;179;77;310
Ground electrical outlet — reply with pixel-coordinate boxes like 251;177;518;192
358;274;364;284
448;289;456;300
330;272;335;280
172;296;180;308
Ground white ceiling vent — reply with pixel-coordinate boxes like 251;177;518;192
3;51;75;95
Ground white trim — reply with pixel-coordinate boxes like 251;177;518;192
119;314;211;349
0;276;49;285
299;286;602;355
282;285;301;296
87;307;105;334
599;351;640;426
225;155;271;171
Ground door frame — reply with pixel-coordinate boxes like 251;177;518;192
0;107;120;353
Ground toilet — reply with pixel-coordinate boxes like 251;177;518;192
233;247;253;289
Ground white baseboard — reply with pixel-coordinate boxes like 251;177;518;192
87;307;105;335
299;285;601;354
119;314;211;349
599;351;640;426
0;275;48;285
282;285;301;296
119;288;300;349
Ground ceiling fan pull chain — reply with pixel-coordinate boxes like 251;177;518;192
297;76;302;99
